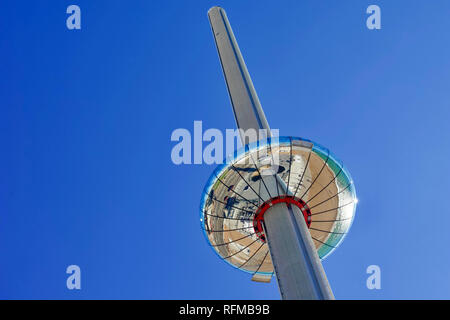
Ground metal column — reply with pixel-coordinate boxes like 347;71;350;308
263;202;334;299
208;6;334;300
207;6;270;144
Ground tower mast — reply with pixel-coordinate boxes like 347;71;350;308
207;6;334;300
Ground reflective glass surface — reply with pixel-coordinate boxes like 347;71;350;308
200;137;357;277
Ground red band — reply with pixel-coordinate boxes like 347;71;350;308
253;195;312;243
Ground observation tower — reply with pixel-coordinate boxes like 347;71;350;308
200;7;357;300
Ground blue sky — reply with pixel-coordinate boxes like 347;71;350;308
1;0;450;299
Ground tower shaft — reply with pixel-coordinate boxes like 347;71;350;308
207;6;270;144
208;6;334;300
263;202;334;299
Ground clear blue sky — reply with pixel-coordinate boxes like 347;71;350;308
1;0;450;299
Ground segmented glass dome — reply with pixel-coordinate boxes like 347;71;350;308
200;136;357;279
